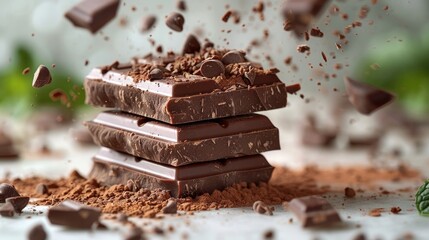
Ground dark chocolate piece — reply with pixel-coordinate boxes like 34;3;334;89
0;183;20;203
124;227;144;240
28;224;47;240
200;60;225;78
285;83;301;94
0;202;15;217
6;196;29;213
165;12;185;32
0;131;19;159
65;0;120;33
90;148;274;197
344;77;395;115
141;15;156;32
32;65;52;88
182;35;201;54
84;67;287;124
221;51;246;65
47;200;101;229
176;0;186;11
287;196;341;227
162;199;177;214
149;68;164;80
86;111;280;166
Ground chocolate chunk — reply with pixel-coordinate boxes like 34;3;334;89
285;83;301;94
6;196;29;213
244;71;281;86
0;202;15;217
287;196;341;228
182;34;201;54
0;183;20;203
344;77;395;115
47;200;101;229
176;0;186;11
165;12;185;32
297;44;310;53
141;15;156;32
162;199;178;214
65;0;120;33
221;51;246;65
344;187;356;198
222;10;233;22
149;68;164;80
32;65;52;88
253;201;273;216
200;60;225;78
90;148;274;198
36;184;49;195
27;224;47;240
86;111;280;166
310;28;324;37
264;230;274;240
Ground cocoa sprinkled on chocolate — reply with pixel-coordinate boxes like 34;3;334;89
35;183;49;195
176;0;186;11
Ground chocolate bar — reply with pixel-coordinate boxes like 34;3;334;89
48;200;101;229
84;62;287;124
89;148;274;197
85;111;280;166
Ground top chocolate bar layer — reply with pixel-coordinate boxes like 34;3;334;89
84;50;287;124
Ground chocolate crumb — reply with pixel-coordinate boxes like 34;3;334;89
352;233;367;240
297;45;310;53
0;202;15;217
264;230;274;239
165;12;185;32
344;187;356;198
141;15;157;32
368;208;383;217
22;67;31;75
222;10;232;22
177;0;186;11
36;184;49;195
162;199;178;214
310;28;324;37
124;227;143;240
390;207;401;214
27;224;47;240
253;200;273;216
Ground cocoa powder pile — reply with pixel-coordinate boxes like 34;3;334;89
3;165;421;218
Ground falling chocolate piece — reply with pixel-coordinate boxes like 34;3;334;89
221;51;246;65
344;77;395;115
65;0;120;33
0;183;20;203
35;184;49;195
32;65;52;88
47;200;101;229
6;196;29;213
176;0;186;11
27;224;47;240
165;12;185;32
200;59;225;78
287;196;341;228
285;83;301;94
182;34;201;54
0;202;15;217
141;15;156;32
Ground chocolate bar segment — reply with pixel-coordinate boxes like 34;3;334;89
84;66;287;124
85;111;280;166
89;148;274;197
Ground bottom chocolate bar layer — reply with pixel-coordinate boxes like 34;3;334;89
89;148;274;197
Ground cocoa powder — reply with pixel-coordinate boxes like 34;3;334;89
2;165;421;218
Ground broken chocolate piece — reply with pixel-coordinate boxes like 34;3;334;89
165;12;185;32
47;200;101;229
285;83;301;94
86;111;280;166
0;132;19;159
344;77;395;115
0;183;20;203
90;148;274;197
176;0;186;11
149;68;164;80
65;0;120;33
141;15;156;32
182;34;201;54
0;202;15;217
35;184;49;195
344;187;356;198
32;65;52;88
287;196;341;228
6;196;29;213
221;51;246;65
27;224;47;240
162;199;177;214
200;59;225;78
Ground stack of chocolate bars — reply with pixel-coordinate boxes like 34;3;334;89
84;47;288;197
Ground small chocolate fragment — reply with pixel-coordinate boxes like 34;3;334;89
65;0;120;33
0;202;15;217
264;230;274;240
344;187;356;198
32;65;52;88
253;200;273;216
344;77;395;115
47;200;101;229
222;10;232;22
162;199;178;214
27;224;47;240
149;68;164;80
117;213;128;223
124;227;143;240
176;0;186;11
310;28;324;37
391;207;401;214
6;196;30;213
165;12;185;32
287;196;341;228
36;184;49;195
285;83;301;94
0;183;20;203
221;51;246;65
0;131;19;159
200;59;225;78
297;44;310;53
22;67;30;75
141;15;156;32
182;34;201;54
